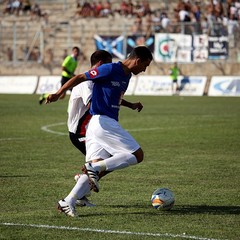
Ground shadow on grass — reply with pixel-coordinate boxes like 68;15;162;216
170;205;240;215
0;175;30;178
100;204;240;215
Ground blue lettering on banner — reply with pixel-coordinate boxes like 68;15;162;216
214;79;240;94
39;79;61;93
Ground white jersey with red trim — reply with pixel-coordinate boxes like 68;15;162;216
67;81;94;134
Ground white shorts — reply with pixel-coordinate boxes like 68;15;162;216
85;115;140;162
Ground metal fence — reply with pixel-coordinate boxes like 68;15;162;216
0;20;239;66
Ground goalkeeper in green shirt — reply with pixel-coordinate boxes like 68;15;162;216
60;46;80;99
169;62;182;95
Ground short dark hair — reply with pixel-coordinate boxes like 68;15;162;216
90;50;112;66
72;46;80;53
128;46;153;62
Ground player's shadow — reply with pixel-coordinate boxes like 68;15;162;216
169;205;240;215
104;204;240;216
0;175;30;178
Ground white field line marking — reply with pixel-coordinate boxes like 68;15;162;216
41;122;181;136
0;222;225;240
41;122;67;136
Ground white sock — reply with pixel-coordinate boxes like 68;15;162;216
92;152;138;172
64;174;90;206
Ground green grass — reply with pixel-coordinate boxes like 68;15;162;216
0;94;240;240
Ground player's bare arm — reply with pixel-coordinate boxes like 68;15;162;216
121;99;143;112
45;73;87;104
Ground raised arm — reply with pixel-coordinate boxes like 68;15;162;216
46;73;87;104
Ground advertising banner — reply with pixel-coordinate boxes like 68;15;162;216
208;76;240;96
154;33;192;63
178;76;207;96
208;35;228;60
36;76;62;94
0;76;38;94
134;75;207;96
134;76;172;96
125;76;137;95
126;35;154;56
193;35;208;62
94;35;125;59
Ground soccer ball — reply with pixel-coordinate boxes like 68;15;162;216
151;188;175;211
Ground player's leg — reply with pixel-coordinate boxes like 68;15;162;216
84;115;143;186
58;174;91;217
69;132;86;155
172;79;178;95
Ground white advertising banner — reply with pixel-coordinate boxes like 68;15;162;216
125;76;137;95
208;76;240;96
134;75;207;96
193;35;209;62
154;33;192;63
0;76;38;94
134;76;172;96
36;76;62;94
178;76;207;96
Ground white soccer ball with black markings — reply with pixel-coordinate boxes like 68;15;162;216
151;188;175;211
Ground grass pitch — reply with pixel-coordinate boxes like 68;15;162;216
0;94;240;240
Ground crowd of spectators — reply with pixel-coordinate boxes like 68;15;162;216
172;0;240;36
2;0;240;37
2;0;48;23
73;0;240;37
1;0;239;42
74;0;152;19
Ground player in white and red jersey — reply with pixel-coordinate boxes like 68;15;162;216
68;50;113;155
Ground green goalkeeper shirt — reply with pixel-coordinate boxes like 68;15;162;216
62;55;78;78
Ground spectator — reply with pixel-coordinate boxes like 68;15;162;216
178;2;192;34
12;0;21;16
119;0;129;16
101;0;113;17
178;5;191;22
31;3;42;20
174;0;192;24
80;1;93;18
127;0;134;16
161;12;171;33
192;2;201;22
134;1;145;17
214;0;224;17
95;1;103;17
131;14;143;36
201;16;210;34
145;12;153;38
142;0;151;15
191;2;202;33
3;0;13;15
227;13;239;35
22;0;31;15
75;1;82;17
152;10;161;32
